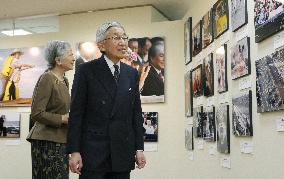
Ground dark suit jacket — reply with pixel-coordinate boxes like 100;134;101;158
141;65;164;96
67;56;144;172
75;57;85;69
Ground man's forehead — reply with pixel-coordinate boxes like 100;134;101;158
106;27;125;35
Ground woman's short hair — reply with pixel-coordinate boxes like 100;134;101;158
96;21;125;43
45;40;71;70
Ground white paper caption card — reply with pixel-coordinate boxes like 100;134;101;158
144;143;158;152
239;77;252;90
220;32;229;45
208;144;217;155
219;93;230;104
235;26;248;42
276;117;284;132
220;157;231;169
189;151;194;160
240;141;254;154
5;140;21;146
206;97;215;107
274;31;284;50
197;139;204;150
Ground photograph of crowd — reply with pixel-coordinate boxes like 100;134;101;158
142;112;158;142
213;0;229;38
185;126;194;151
216;45;228;93
0;46;46;106
216;104;230;154
184;17;192;65
203;106;216;142
0;112;20;138
232;91;253;136
193;106;204;138
203;53;214;96
254;0;284;42
191;65;203;97
231;37;251;80
185;72;193;117
231;0;248;31
256;48;284;112
192;21;202;57
202;9;214;48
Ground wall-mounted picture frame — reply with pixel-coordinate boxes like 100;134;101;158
202;9;214;48
231;37;251;80
256;48;284;113
216;44;228;93
191;65;203;98
203;106;216;141
216;104;230;154
193;106;204;138
232;90;253;136
0;112;20;138
254;0;284;43
231;0;248;32
185;17;192;65
203;53;214;96
185;126;194;150
185;72;193;117
213;0;229;39
192;20;202;57
142;112;158;142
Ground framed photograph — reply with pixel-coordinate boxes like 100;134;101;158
203;106;216;141
254;0;284;43
202;9;214;48
231;37;251;80
192;20;202;57
191;65;203;97
0;46;46;106
193;106;204;138
231;0;248;32
185;72;193;117
256;48;284;113
216;44;228;93
142;112;158;142
232;91;253;136
185;17;192;65
0;112;20;138
185;126;194;150
216;104;230;154
213;0;229;38
203;53;214;96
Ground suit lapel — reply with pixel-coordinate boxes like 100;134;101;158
94;57;117;99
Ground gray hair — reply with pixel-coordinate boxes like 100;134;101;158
148;44;164;61
44;40;71;69
96;21;125;43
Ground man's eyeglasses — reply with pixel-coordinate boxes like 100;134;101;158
104;35;129;42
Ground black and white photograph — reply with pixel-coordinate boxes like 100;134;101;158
185;72;193;117
142;112;158;142
254;0;284;42
202;9;214;48
185;126;194;151
231;37;251;80
216;104;230;154
193;106;204;138
213;0;229;38
216;44;228;93
191;65;203;97
256;48;284;113
0;112;20;138
232;91;253;136
231;0;248;31
192;21;202;57
203;106;216;142
185;17;192;65
203;53;214;96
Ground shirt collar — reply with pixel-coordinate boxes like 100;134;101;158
104;55;120;72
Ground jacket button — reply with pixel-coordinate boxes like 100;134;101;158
102;100;106;105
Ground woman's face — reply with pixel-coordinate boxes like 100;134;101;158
61;49;75;71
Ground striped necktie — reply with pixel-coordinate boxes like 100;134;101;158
113;64;120;84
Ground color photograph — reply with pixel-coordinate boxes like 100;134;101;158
256;48;284;113
0;112;20;138
213;0;229;38
216;104;230;154
232;91;253;136
216;45;228;93
142;112;158;142
192;21;202;56
203;53;214;96
191;65;203;97
231;0;248;31
231;37;251;80
254;0;284;42
202;9;214;48
185;72;193;117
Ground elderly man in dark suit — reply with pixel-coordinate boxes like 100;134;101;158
67;21;146;179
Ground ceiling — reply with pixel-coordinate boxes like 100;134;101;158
0;0;191;21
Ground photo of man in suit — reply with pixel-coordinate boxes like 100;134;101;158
67;21;146;179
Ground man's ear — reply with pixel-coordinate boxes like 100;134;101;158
97;42;105;52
